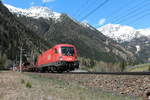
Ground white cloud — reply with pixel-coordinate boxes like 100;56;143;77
98;18;106;26
30;2;34;6
82;20;88;23
42;0;55;3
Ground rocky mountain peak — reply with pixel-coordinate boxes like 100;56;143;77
4;4;61;20
98;24;150;43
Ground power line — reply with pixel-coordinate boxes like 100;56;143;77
122;8;150;25
79;0;109;21
76;0;99;18
73;0;90;17
113;1;150;24
133;13;150;25
114;3;150;24
104;0;134;22
109;0;148;23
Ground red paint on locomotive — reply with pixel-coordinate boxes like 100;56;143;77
36;44;79;72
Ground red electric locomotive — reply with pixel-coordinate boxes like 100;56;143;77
36;44;79;72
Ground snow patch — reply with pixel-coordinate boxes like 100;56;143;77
98;23;150;42
81;22;95;31
135;45;140;53
5;4;61;20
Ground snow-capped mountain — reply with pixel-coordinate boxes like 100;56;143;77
98;24;150;42
98;24;150;63
5;3;99;30
2;3;137;62
4;3;150;63
5;4;61;20
81;22;96;31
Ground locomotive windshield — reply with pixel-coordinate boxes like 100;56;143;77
61;47;74;56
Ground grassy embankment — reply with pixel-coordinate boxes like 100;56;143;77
126;63;150;72
79;57;126;72
0;71;142;100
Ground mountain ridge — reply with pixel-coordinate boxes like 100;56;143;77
5;4;61;20
98;24;150;63
98;23;150;42
4;4;136;63
0;1;52;68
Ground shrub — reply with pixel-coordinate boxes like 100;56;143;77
26;82;32;88
21;79;25;84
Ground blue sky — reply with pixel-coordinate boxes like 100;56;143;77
2;0;150;29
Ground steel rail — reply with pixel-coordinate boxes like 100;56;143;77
27;71;150;75
63;72;150;75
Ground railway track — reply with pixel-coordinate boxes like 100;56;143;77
27;71;150;97
66;71;150;75
30;71;150;75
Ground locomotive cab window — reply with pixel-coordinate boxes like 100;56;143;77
61;47;74;56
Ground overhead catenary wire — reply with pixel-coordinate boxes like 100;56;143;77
109;0;149;23
74;0;148;27
113;4;150;25
104;0;135;22
73;0;90;17
79;0;109;21
75;0;99;18
123;8;150;25
113;1;150;24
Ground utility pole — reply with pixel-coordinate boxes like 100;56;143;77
13;61;15;71
19;38;29;72
19;46;23;72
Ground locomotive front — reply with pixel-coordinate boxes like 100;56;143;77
56;44;79;71
36;44;79;72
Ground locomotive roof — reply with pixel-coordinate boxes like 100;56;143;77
54;44;75;47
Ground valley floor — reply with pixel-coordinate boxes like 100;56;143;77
0;71;146;100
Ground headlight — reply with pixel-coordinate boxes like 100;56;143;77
59;56;63;60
